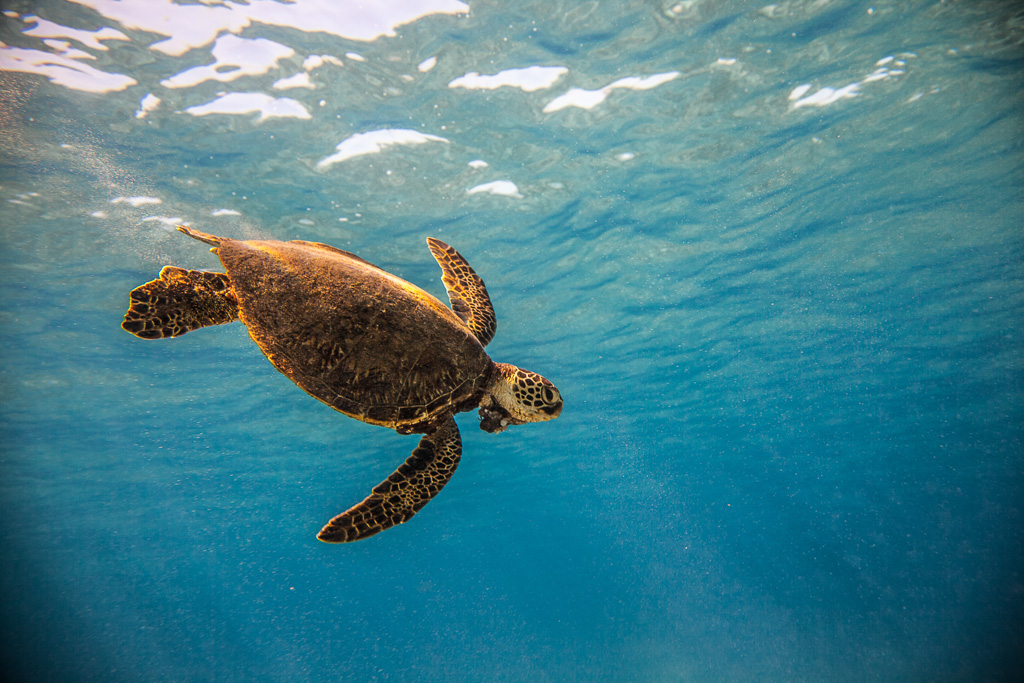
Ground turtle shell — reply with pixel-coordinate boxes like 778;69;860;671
215;237;493;429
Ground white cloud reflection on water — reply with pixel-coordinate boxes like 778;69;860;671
273;72;314;91
274;55;344;91
317;130;450;169
134;93;160;118
542;72;681;113
69;0;469;55
449;66;568;93
110;196;162;207
21;14;128;51
184;92;312;121
0;43;136;93
789;54;915;109
160;35;294;89
466;180;524;199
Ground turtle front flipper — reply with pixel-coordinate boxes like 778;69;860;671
317;418;462;543
122;266;238;339
426;237;497;346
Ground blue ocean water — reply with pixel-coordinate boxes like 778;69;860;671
1;0;1022;680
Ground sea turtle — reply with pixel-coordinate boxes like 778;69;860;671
122;226;562;543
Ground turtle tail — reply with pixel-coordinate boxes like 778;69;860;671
176;225;223;247
122;266;239;339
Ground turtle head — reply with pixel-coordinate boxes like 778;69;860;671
480;362;562;433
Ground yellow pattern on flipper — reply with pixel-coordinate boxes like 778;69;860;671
426;237;497;346
316;417;462;542
122;267;238;339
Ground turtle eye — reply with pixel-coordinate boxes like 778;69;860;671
543;387;556;404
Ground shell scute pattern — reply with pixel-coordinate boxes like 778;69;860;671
220;238;491;428
297;335;347;377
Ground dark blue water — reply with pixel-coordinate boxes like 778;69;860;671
2;1;1022;680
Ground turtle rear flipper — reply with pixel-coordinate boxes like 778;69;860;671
317;418;462;543
122;266;238;339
